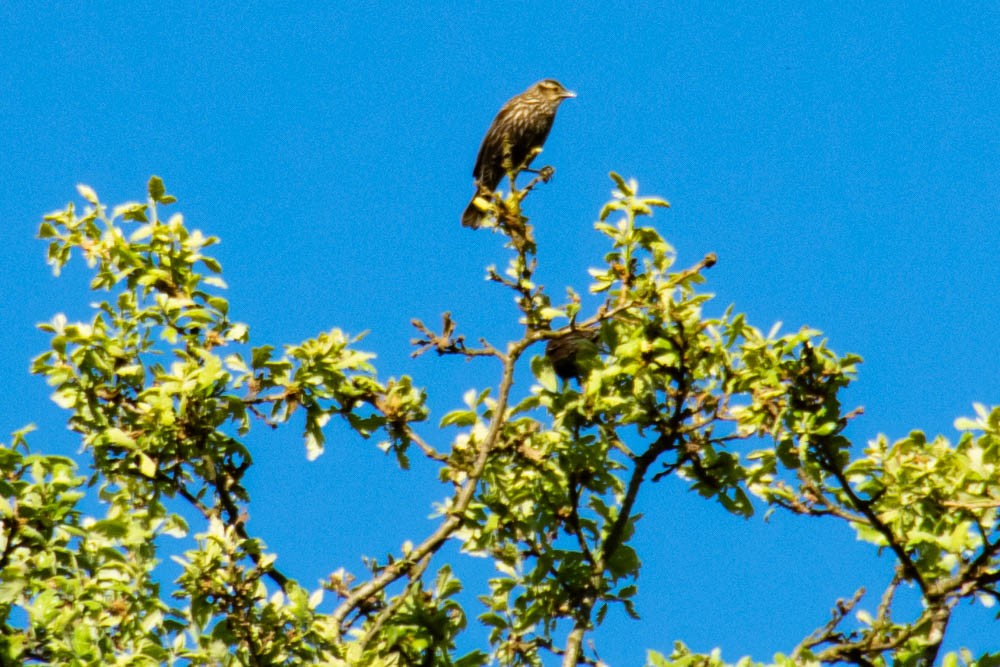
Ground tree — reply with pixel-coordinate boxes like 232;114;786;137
2;172;999;666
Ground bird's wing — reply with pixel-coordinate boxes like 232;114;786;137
472;98;519;185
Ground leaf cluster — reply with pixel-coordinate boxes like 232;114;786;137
2;174;998;666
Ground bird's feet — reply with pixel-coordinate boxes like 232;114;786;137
524;165;555;183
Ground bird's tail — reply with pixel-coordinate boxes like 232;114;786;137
461;196;484;228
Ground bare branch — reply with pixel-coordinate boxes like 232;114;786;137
793;586;866;660
411;312;499;359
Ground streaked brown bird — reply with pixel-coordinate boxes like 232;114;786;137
546;326;600;383
462;79;576;228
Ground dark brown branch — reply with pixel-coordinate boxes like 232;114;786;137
876;568;903;625
410;313;500;359
330;337;527;640
405;427;448;463
817;448;928;593
793;586;866;660
535;637;599;666
566;472;597;568
167;468;291;591
602;318;691;561
214;474;291;590
359;552;433;651
559;318;695;666
916;601;952;667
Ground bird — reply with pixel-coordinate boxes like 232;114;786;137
546;326;600;383
461;79;576;228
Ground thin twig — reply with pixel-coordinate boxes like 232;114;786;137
792;586;865;659
405;426;448;463
359;552;433;651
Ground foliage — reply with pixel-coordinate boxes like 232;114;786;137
1;172;998;666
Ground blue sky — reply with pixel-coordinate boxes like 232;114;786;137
2;3;999;664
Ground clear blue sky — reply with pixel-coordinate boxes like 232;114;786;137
2;3;998;664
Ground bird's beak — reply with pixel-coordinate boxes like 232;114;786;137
562;90;577;99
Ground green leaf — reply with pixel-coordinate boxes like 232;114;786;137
252;345;275;367
227;322;249;342
305;428;325;461
148;175;165;201
308;588;324;609
440;409;476;428
77;183;99;205
531;355;558;393
609;171;630;195
954;416;980;431
0;578;26;604
138;452;157;478
114;202;149;222
70;629;91;657
454;651;490;667
103;427;136;448
538;306;565;321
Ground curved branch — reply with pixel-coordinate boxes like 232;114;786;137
330;340;519;640
818;448;927;593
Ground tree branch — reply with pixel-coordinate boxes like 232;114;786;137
330;337;527;640
818;446;928;593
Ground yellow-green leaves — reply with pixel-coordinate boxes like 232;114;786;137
17;174;1000;666
147;175;176;204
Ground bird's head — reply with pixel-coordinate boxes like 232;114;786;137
533;79;577;104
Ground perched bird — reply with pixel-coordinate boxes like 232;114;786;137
462;79;576;228
546;326;600;383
